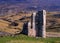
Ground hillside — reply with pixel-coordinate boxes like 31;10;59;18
0;11;32;36
47;11;60;32
0;11;60;36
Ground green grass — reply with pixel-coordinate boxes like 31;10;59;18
0;34;60;43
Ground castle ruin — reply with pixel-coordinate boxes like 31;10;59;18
28;10;46;38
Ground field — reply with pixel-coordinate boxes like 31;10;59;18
0;34;60;43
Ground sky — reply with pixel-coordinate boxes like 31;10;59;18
0;0;60;11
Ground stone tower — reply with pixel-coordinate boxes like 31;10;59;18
28;10;46;38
